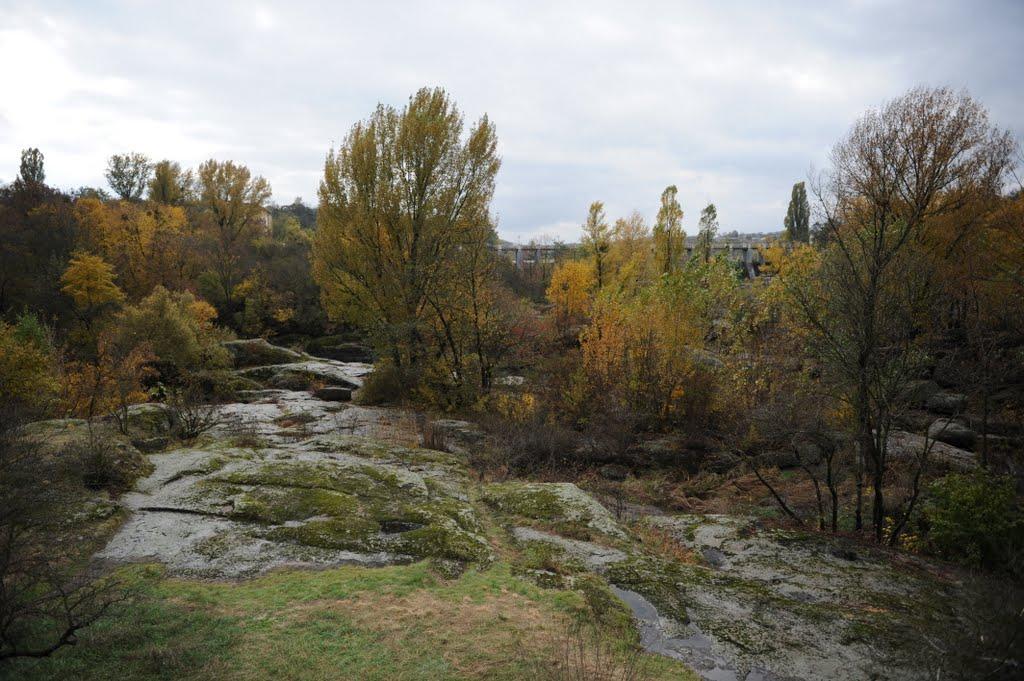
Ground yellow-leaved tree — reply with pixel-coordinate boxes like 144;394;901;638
312;87;502;404
60;251;124;325
546;259;596;330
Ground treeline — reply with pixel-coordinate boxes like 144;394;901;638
313;87;1024;569
539;88;1023;570
0;148;330;430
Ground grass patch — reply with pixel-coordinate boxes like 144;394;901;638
5;561;695;681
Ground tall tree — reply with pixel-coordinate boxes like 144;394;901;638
17;148;45;186
581;201;611;289
653;185;684;275
148;160;193;205
696;203;718;263
783;181;810;243
195;160;271;312
105;153;152;202
312;87;500;387
785;87;1014;541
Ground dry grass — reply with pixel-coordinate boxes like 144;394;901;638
630;520;701;565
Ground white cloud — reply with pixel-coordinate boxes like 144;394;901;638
0;0;1020;239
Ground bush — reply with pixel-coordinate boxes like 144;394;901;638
74;431;145;493
116;286;230;377
0;319;59;417
924;471;1024;575
355;362;406;405
481;411;580;475
164;384;221;441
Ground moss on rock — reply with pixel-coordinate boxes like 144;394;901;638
482;482;626;539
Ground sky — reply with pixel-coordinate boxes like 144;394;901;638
1;1;1022;242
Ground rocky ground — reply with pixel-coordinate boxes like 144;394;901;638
20;340;1017;680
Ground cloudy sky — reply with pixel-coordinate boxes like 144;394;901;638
1;1;1022;241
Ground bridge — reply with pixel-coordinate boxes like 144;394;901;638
495;236;769;278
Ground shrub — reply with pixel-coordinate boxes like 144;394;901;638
116;286;230;377
355;362;406;405
164;384;221;441
73;430;145;493
924;471;1024;575
0;319;59;417
481;411;580;475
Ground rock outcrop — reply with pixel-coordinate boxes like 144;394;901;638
927;418;977;450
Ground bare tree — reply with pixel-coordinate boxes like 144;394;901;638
796;87;1015;542
0;406;125;662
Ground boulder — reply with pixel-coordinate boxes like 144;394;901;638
132;436;171;453
306;341;373;363
894;409;935;433
313;386;352;402
426;419;485;454
223;339;303;368
704;451;741;474
760;449;800;469
888;430;976;471
627;434;709;471
238;361;365;390
902;380;941;408
123;403;170;437
927;418;977;450
925;391;968;416
599;463;630;481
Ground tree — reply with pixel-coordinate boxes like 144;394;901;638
313;87;500;393
74;197;190;297
653;185;684;275
609;211;652;290
546;259;596;329
17;148;45;185
0;405;124;661
576;258;739;430
783;181;810;242
581;201;611;289
695;203;718;263
789;86;1015;542
115;286;228;376
105;153;152;201
148;160;193;205
0;160;76;318
60;252;124;324
195;160;271;312
0;319;59;418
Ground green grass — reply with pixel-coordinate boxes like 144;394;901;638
6;561;696;681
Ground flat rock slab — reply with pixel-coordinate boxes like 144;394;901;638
610;513;1002;681
483;481;626;539
511;526;627;571
237;360;372;391
98;404;489;577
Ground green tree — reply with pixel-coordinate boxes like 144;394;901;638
312;87;500;392
653;185;684;275
695;203;718;263
581;201;611;288
105;153;152;201
17;148;45;185
783;181;810;243
195;160;271;312
148;160;193;205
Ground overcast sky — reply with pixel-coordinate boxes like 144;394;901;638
1;1;1022;241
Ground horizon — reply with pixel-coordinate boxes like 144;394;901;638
1;1;1022;242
